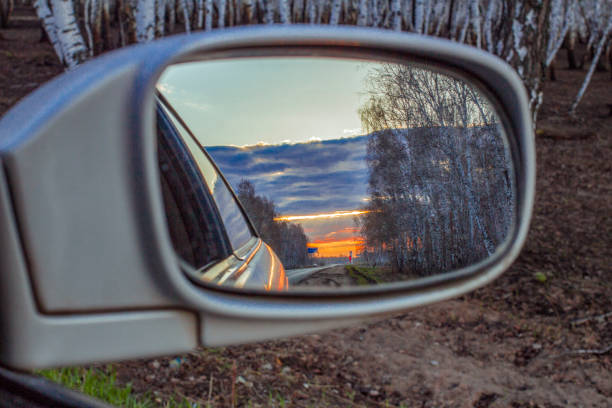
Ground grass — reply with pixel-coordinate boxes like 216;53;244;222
38;366;199;408
345;265;384;285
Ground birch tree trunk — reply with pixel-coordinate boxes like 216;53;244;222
34;0;64;63
134;0;156;41
204;0;212;29
217;0;226;27
156;0;167;36
278;0;289;23
83;0;95;54
181;0;191;32
483;0;498;53
413;0;424;33
546;0;575;67
570;12;612;114
36;0;589;122
495;0;552;121
390;0;400;31
468;0;480;48
166;0;176;32
50;0;88;68
329;0;341;25
356;0;367;26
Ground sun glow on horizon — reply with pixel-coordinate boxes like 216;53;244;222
274;210;369;222
307;238;365;258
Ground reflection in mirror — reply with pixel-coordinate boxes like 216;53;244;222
156;56;515;292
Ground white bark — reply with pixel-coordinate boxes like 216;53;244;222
570;12;612;114
291;0;302;22
450;1;466;40
278;0;289;23
424;0;432;34
315;0;322;24
414;0;424;33
390;0;400;30
217;0;226;27
166;0;176;32
83;0;94;54
204;0;211;29
483;0;498;53
457;5;469;43
306;0;315;23
329;0;340;25
50;0;88;68
133;0;156;41
264;0;274;23
179;0;191;32
370;0;380;27
399;0;411;31
432;0;447;36
469;0;480;48
357;0;367;26
546;0;576;67
196;0;203;28
34;0;64;64
156;0;167;35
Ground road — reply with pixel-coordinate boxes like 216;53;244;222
285;264;342;285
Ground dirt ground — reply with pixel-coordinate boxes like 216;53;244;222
2;6;611;408
298;265;357;287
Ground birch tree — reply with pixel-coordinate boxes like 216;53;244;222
134;0;156;41
35;0;612;118
358;65;512;276
35;0;88;68
35;0;65;63
570;11;612;114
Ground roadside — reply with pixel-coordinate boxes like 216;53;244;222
2;6;611;407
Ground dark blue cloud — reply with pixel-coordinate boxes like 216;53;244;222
207;136;369;214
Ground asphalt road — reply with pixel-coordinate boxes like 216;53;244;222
285;264;342;284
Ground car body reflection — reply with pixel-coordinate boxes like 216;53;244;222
157;96;288;291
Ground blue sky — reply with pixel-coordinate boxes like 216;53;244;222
157;57;379;146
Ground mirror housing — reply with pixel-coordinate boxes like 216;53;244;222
0;27;534;369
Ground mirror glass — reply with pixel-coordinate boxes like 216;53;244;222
156;56;516;292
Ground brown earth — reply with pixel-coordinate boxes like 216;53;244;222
2;6;611;408
298;265;357;287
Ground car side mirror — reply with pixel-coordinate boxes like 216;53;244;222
0;27;534;369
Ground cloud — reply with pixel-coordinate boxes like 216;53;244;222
156;82;175;94
206;135;370;215
343;128;363;136
181;100;211;112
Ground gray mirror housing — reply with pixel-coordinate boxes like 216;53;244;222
0;26;534;369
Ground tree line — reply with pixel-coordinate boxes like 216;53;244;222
236;179;311;269
357;64;513;276
1;0;610;115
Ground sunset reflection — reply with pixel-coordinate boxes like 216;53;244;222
307;238;364;258
274;210;369;222
275;211;367;258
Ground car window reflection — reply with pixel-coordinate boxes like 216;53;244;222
160;102;254;251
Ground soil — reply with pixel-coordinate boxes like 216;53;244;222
2;6;611;408
298;265;357;287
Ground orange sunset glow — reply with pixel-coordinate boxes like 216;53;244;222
274;210;369;222
275;210;369;258
307;238;364;258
